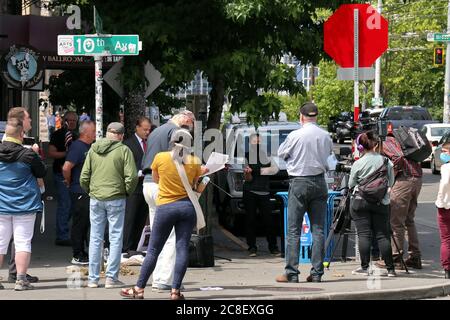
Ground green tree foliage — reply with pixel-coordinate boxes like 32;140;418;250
52;0;359;129
381;0;446;120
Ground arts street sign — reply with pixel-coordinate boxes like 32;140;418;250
57;34;142;56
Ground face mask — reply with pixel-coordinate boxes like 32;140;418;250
440;152;450;164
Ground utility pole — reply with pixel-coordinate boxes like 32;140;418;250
444;0;450;123
374;0;382;106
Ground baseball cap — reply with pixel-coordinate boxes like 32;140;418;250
107;122;125;134
300;103;318;117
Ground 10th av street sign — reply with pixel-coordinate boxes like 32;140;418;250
58;35;142;56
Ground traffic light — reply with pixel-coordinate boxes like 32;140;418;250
434;47;444;66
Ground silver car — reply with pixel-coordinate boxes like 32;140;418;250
431;131;450;174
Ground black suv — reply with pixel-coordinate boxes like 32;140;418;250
215;120;301;235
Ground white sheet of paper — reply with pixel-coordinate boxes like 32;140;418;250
202;152;229;176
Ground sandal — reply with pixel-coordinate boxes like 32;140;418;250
170;289;185;300
120;287;144;299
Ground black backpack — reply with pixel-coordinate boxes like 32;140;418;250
357;157;390;204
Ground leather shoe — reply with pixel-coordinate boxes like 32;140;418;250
275;274;299;283
8;273;39;283
306;274;322;283
405;256;422;269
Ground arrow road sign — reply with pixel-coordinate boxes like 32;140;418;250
58;35;142;56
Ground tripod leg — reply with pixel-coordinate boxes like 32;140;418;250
391;235;409;274
326;234;342;270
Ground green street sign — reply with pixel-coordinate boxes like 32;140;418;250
58;35;142;56
371;97;383;106
427;33;450;42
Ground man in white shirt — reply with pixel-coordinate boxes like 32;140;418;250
276;103;332;283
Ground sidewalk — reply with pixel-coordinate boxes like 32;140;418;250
0;200;449;300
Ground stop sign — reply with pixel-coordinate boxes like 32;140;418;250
324;4;388;68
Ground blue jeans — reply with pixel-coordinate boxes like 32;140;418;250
286;175;327;278
88;198;126;282
136;198;196;290
54;172;72;240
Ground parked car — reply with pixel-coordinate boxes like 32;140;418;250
421;123;450;163
379;106;438;130
430;130;450;174
215;120;301;235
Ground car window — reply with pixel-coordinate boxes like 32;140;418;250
386;108;431;121
431;127;450;137
235;128;295;158
440;132;450;144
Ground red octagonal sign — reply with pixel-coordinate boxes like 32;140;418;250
324;4;388;68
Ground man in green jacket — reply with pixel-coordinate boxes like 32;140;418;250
80;122;138;289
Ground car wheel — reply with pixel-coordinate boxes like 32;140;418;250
431;156;439;175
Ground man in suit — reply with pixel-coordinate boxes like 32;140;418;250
122;116;152;254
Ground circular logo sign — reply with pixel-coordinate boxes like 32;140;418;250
2;45;44;89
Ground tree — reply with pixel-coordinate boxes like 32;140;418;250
381;0;446;118
52;0;360;131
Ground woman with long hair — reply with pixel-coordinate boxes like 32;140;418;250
349;131;396;277
120;128;206;300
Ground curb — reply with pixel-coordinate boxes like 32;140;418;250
264;283;450;300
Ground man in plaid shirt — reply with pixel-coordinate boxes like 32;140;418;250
381;133;423;269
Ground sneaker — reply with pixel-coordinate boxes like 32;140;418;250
71;255;89;265
14;280;34;291
248;247;257;257
270;248;282;257
105;278;125;289
8;273;39;283
387;270;397;277
352;267;370;276
87;281;98;288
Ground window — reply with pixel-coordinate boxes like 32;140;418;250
431;127;450;137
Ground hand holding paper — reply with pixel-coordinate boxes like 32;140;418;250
202;152;229;176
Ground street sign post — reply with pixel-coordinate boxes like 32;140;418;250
58;35;142;56
324;4;389;122
58;8;142;138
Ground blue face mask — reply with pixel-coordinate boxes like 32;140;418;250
440;153;450;164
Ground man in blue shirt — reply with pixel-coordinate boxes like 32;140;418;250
63;121;96;264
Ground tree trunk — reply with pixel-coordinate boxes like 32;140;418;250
207;76;225;129
124;89;146;138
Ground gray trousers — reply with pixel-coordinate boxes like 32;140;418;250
285;175;328;278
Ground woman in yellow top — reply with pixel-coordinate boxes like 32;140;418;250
120;128;206;300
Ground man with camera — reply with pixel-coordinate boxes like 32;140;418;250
380;130;423;269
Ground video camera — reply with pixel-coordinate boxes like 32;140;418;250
335;147;353;173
